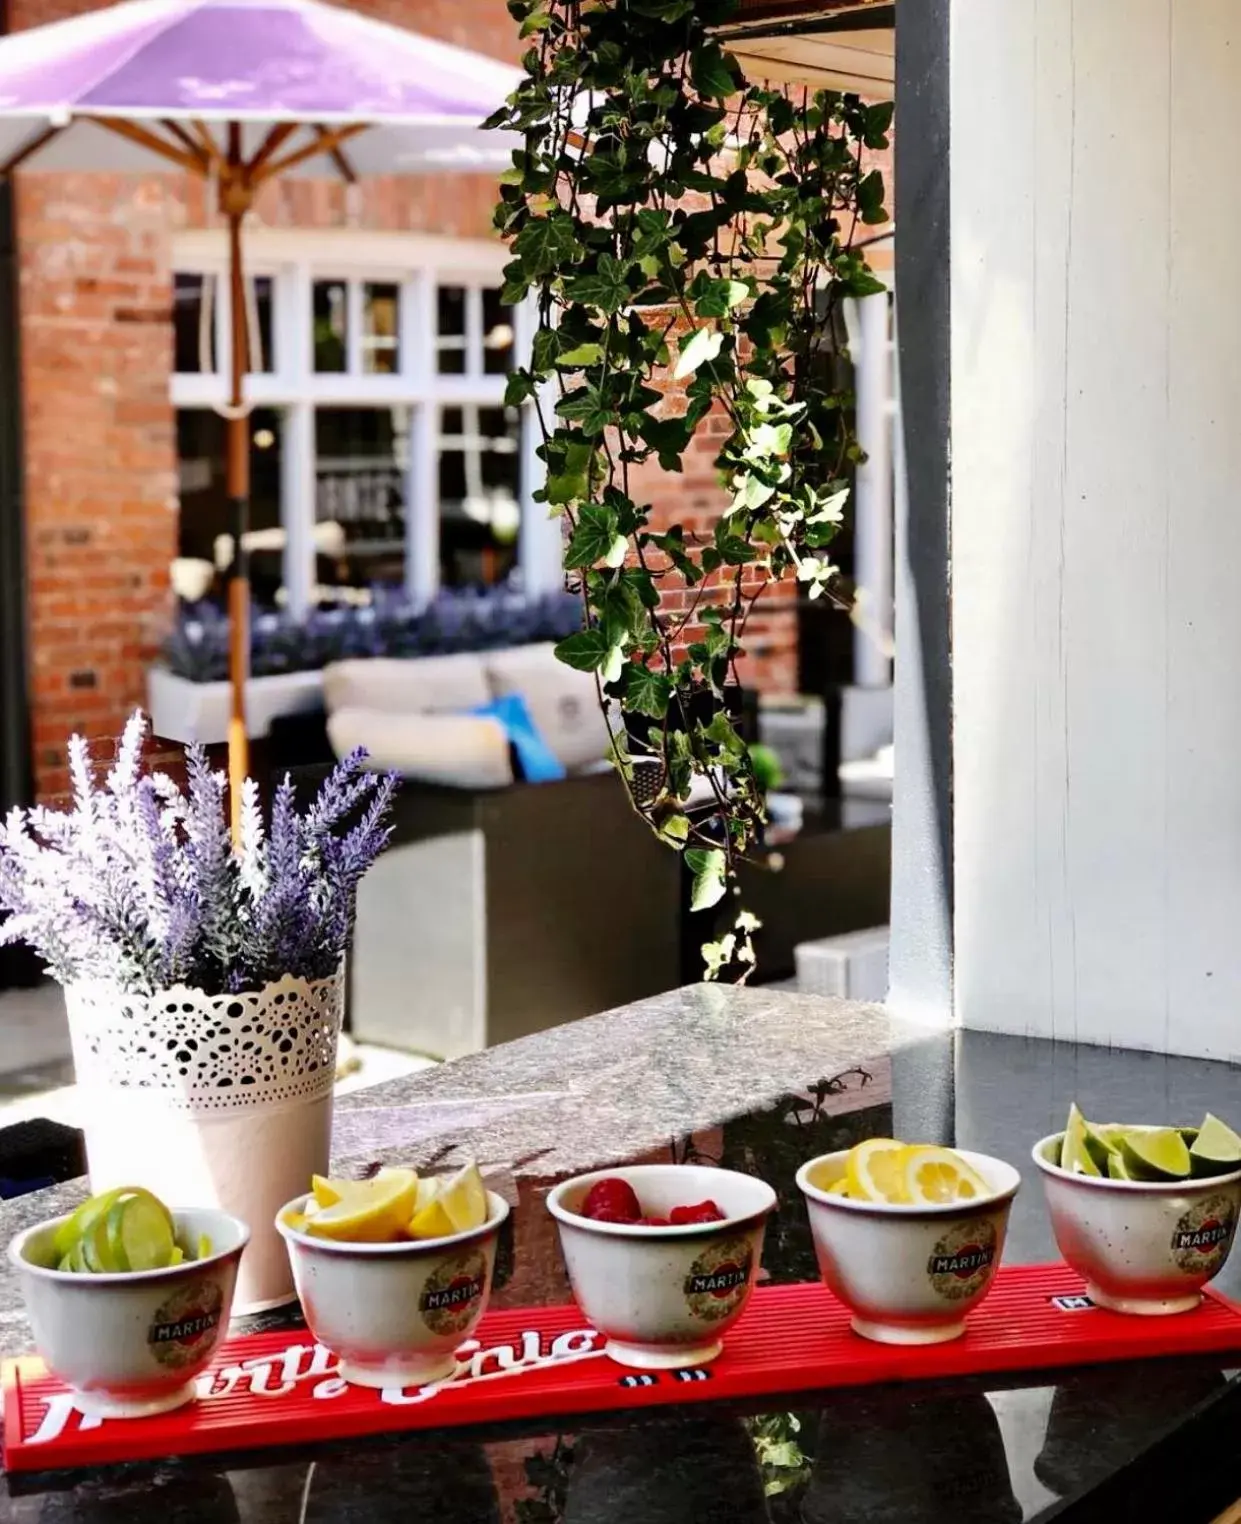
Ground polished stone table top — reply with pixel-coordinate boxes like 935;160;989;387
4;987;1241;1521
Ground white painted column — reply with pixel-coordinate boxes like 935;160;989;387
279;262;314;620
849;290;893;689
515;295;561;596
405;272;438;608
950;0;1241;1061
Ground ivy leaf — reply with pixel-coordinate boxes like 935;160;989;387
564;254;633;313
513;214;580;277
629;0;694;16
657;812;691;845
857;170;888;226
504;370;535;407
531;326;560;373
602;642;626;685
624;664;673;719
864;101;895;148
674;327;725;380
693;277;750;319
554;628;611;672
557;342;603;367
545;440;594;505
637;414;693;471
704;710;746;759
564;503;620;569
685;847;727;911
691;42;738;101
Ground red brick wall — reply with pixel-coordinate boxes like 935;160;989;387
13;0;888;798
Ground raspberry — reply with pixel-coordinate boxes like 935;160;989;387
582;1178;641;1222
669;1200;726;1225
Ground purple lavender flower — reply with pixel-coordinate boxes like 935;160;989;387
0;712;398;997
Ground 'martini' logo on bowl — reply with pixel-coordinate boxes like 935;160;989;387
1172;1195;1237;1273
419;1249;488;1336
926;1219;998;1302
683;1236;753;1323
147;1279;224;1369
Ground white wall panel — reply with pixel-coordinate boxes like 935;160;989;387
951;0;1241;1058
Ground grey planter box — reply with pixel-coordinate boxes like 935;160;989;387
146;665;325;745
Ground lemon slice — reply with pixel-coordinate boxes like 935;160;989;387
903;1145;991;1205
312;1170;407;1208
311;1174;346;1208
826;1178;851;1198
304;1168;419;1243
436;1161;489;1234
845;1139;911;1202
407;1197;457;1241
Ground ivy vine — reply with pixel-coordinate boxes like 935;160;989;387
488;0;890;977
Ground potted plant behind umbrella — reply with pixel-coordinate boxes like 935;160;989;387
0;0;519;836
0;714;397;1311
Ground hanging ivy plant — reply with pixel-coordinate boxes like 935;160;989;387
488;0;890;978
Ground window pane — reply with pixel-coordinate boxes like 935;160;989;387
175;407;283;605
438;404;521;588
251;275;275;374
174;273;215;374
362;283;400;375
482;287;515;375
313;280;348;373
314;407;408;589
437;285;466;374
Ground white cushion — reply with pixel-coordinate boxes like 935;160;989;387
483;643;611;773
327;707;514;789
322;653;491;718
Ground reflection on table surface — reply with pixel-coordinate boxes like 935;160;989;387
5;1359;1238;1524
8;1026;1241;1521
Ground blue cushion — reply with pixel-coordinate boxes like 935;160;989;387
470;693;566;783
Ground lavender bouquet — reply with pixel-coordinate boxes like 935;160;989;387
0;713;397;998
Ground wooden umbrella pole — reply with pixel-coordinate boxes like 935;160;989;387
223;124;252;840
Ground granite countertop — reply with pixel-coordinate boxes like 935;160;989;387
5;987;1241;1522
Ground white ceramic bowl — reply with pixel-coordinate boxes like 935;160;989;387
9;1205;248;1418
796;1148;1020;1345
1033;1132;1241;1314
276;1190;509;1389
545;1163;776;1370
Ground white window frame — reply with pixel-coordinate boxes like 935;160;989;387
170;228;559;618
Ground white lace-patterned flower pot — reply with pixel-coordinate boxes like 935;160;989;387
64;967;344;1314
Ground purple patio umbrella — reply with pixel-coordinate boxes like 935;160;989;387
0;0;519;831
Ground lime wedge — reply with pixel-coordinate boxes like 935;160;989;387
119;1194;177;1271
1084;1122;1120;1172
196;1233;213;1261
1061;1103;1102;1176
1107;1151;1136;1181
102;1191;176;1271
52;1187;130;1261
1119;1126;1191;1181
1189;1113;1241;1178
169;1246;185;1266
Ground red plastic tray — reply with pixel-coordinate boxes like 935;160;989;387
7;1263;1241;1474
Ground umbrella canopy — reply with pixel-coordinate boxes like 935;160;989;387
0;0;519;175
0;0;521;832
